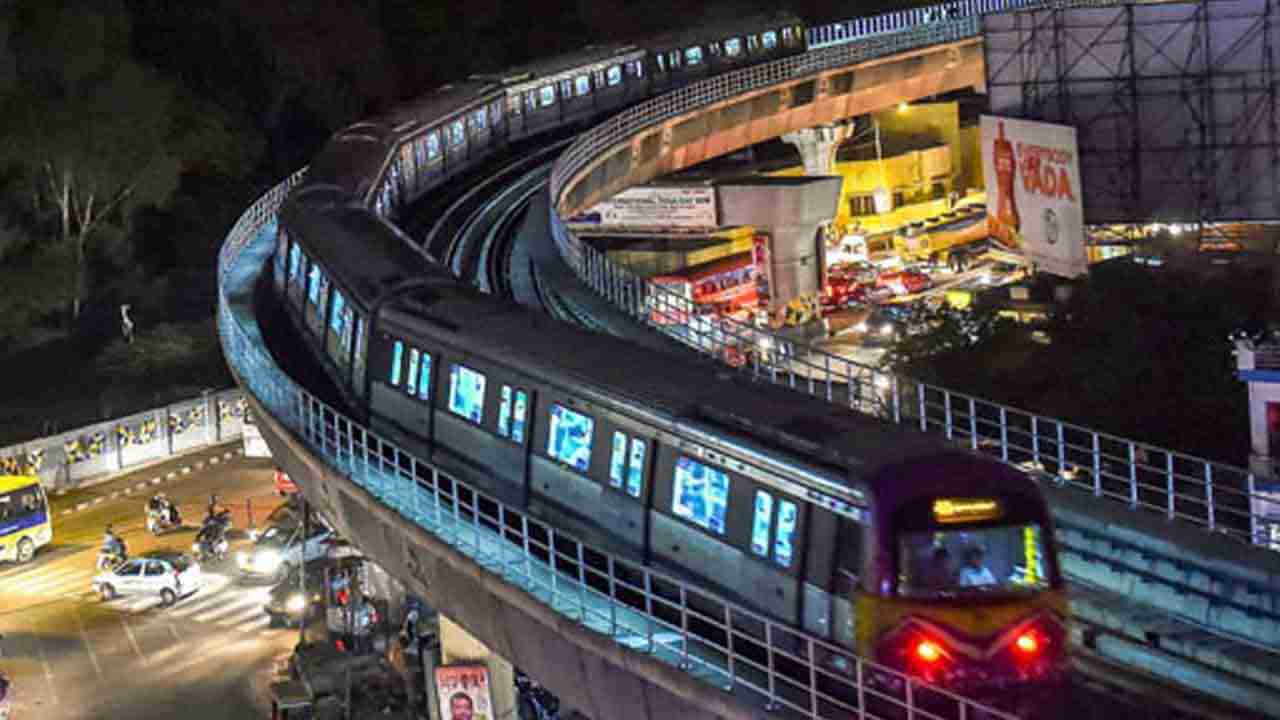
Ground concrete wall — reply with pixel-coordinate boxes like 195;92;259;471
248;393;766;720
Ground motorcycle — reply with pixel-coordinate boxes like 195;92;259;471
96;541;127;571
192;512;231;563
145;501;182;535
516;671;560;720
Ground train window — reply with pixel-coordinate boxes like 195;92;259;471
412;138;427;173
593;69;605;88
607;65;622;86
782;27;793;45
724;38;743;57
774;500;798;567
668;50;681;68
340;305;355;364
390;341;404;387
671;456;729;536
406;348;420;396
559;79;573;99
526;90;538;112
747;35;760;53
547;404;593;473
575;75;591;96
628;60;644;77
329;290;346;336
539;85;556;107
507;94;522;116
315;275;330;324
896;507;1049;598
498;386;513;438
450;119;466;147
490;100;502;125
684;47;703;66
762;31;778;49
447;364;486;424
353;314;367;387
609;431;627;488
471;108;486;131
709;42;721;56
427;131;441;160
751;491;773;557
512;390;528;442
288;243;302;286
307;264;322;306
416;352;431;400
655;54;666;73
626;438;645;498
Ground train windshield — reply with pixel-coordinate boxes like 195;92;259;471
895;497;1051;598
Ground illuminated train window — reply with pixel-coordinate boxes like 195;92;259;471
575;75;590;96
609;432;627;487
390;341;404;386
774;500;798;567
427;131;440;160
449;119;465;147
751;491;773;556
471;108;486;131
762;31;777;49
559;79;573;99
415;352;431;400
672;457;729;535
448;364;486;425
684;47;703;65
626;438;645;497
511;390;527;442
539;86;555;107
724;38;743;57
548;404;594;473
607;65;622;86
406;348;420;396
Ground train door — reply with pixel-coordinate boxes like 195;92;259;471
831;517;865;649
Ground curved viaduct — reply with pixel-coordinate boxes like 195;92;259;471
218;4;1280;720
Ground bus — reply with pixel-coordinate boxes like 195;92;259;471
0;475;52;564
648;251;758;325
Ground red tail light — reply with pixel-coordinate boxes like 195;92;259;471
915;639;943;663
1014;631;1039;655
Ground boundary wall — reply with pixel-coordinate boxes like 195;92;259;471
0;388;247;492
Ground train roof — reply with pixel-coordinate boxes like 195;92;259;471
280;191;450;305
380;283;1021;502
640;11;804;50
496;44;646;93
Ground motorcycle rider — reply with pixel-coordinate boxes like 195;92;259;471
99;525;127;568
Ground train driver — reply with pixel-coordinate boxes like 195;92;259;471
957;546;996;587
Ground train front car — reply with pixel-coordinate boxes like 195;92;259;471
864;452;1068;711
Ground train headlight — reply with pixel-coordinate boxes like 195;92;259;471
1015;632;1039;654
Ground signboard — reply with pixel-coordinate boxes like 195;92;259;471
981;115;1088;278
567;186;717;229
436;665;494;720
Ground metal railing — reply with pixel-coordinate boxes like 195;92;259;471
217;180;1014;720
546;18;1280;548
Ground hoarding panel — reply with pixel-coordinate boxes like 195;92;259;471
436;665;494;720
567;186;717;229
982;115;1088;278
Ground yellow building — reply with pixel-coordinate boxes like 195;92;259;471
771;102;986;244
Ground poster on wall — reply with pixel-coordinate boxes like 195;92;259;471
436;665;494;720
981;115;1088;278
566;186;717;229
752;233;773;307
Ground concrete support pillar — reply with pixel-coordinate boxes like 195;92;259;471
780;122;857;176
438;615;517;720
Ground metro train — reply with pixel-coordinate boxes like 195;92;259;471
271;8;1068;708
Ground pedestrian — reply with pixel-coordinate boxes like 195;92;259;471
120;304;135;344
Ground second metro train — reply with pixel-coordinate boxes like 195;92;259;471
270;7;1068;708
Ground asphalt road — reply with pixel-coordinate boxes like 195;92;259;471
0;453;297;720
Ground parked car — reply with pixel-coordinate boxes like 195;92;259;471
876;269;932;296
92;551;201;605
238;516;338;583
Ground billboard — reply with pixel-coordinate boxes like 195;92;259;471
566;186;717;229
981;115;1088;278
436;664;494;720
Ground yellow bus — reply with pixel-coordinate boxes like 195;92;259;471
0;475;52;564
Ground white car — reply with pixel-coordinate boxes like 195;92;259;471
237;520;337;582
92;551;202;605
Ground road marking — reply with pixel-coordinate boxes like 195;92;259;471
62;509;72;516
73;609;105;680
76;502;89;511
181;467;191;475
93;497;104;504
166;472;176;479
36;639;60;706
168;623;182;642
120;615;148;665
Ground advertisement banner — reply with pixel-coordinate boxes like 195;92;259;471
981;115;1088;278
752;233;773;307
436;665;494;720
567;186;717;229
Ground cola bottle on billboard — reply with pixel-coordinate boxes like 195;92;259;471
991;121;1021;249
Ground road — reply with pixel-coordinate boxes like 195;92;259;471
0;450;296;720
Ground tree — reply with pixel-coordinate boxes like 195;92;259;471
0;1;184;321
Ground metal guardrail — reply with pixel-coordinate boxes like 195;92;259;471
218;176;1015;720
547;14;1280;550
0;388;248;491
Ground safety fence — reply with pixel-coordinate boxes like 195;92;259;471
218;176;1015;720
0;388;248;491
547;13;1280;549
